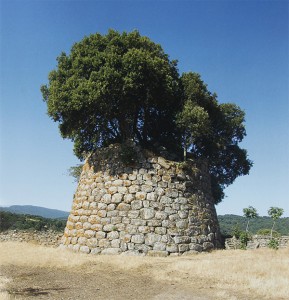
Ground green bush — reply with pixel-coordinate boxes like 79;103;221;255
268;238;279;250
239;231;251;250
257;228;280;237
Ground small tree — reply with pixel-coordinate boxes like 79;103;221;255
243;206;258;232
268;207;284;238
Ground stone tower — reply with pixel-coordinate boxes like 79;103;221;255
60;144;222;256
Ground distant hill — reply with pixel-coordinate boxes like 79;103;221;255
0;211;66;232
0;205;69;219
218;214;289;237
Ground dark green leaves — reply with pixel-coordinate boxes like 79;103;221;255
41;30;252;204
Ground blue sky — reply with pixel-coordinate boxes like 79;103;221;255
0;0;288;217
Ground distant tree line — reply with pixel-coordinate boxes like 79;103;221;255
218;214;288;237
0;211;66;232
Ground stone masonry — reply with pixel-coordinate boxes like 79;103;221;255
60;144;222;256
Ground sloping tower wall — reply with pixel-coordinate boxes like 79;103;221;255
60;145;222;256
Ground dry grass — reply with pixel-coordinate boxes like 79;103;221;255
0;242;288;299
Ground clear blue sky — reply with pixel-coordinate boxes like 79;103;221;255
0;0;288;217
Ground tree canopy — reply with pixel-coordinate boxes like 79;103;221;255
41;29;252;204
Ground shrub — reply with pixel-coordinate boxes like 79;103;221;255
268;238;279;250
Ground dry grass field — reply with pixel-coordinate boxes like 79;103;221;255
0;242;288;300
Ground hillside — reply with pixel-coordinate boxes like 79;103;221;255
0;211;66;232
218;214;289;237
0;205;69;219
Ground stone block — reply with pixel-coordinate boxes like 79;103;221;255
111;239;120;248
153;242;166;251
166;244;178;253
147;219;162;227
129;185;140;193
141;185;153;193
127;210;139;218
157;157;170;169
126;224;138;234
131;200;143;210
155;211;168;220
131;219;146;226
123;194;135;203
138;226;150;233
95;231;106;239
91;224;103;231
112;193;123;203
178;244;190;252
146;192;157;201
115;223;125;231
155;227;167;235
134;244;151;253
97;203;107;210
91;248;101;255
145;233;162;246
102;194;112;203
117;203;131;211
140;208;155;220
107;204;116;211
112;179;123;186
84;230;95;238
176;220;188;229
98;239;110;248
189;243;203;252
203;242;214;251
75;222;83;230
118;186;128;194
103;224;115;232
97;210;107;218
131;234;145;244
101;248;121;255
174;236;191;244
108;186;118;194
135;192;147;200
87;238;98;248
78;237;87;245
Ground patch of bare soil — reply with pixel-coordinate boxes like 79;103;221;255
1;242;288;300
1;263;213;300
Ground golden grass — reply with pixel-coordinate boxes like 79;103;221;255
0;242;288;299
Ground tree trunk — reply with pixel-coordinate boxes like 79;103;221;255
246;220;249;232
271;221;275;238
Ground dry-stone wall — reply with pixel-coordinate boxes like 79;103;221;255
225;235;289;250
60;145;222;256
0;230;62;247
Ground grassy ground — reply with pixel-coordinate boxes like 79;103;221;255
0;242;288;299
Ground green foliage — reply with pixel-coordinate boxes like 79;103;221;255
268;207;284;220
41;30;252;204
0;211;66;232
243;206;258;232
257;229;280;237
218;214;289;237
68;164;83;182
239;231;251;250
120;143;138;165
268;207;284;238
243;206;258;219
41;29;181;159
176;72;252;203
268;238;279;250
231;223;242;238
